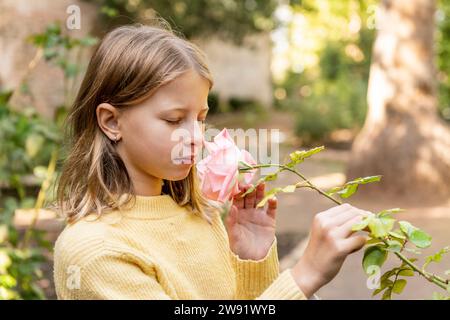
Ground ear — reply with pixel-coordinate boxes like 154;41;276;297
96;103;121;142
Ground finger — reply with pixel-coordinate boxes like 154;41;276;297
244;184;256;208
331;209;362;227
341;234;369;254
267;197;277;219
225;205;239;229
335;215;364;238
318;203;353;219
255;182;265;204
233;186;246;209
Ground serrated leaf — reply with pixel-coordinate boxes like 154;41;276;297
288;146;324;165
363;245;387;274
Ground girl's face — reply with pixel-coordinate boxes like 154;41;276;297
100;69;210;194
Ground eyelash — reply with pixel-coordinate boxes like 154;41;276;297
165;119;206;126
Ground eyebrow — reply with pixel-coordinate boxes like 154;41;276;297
167;106;209;112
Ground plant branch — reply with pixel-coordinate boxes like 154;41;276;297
241;162;449;292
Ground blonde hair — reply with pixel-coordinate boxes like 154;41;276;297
56;23;217;224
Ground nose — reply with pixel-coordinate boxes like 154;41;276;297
182;120;203;156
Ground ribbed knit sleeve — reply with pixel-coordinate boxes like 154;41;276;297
229;236;306;300
76;249;172;300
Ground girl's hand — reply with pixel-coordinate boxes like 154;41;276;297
291;204;371;298
225;182;277;261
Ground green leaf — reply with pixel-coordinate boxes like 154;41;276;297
378;208;404;217
410;229;432;249
392;279;407;294
399;221;415;236
328;175;382;198
241;184;257;197
351;215;373;231
288;146;324;165
423;247;449;270
326;186;342;196
386;239;402;252
379;216;395;233
368;218;389;238
363;245;387;274
347;175;382;185
398;221;432;248
256;187;281;207
389;230;406;240
366;237;384;245
382;288;393;300
398;269;415;277
337;184;358;198
372;278;393;296
282;185;296;193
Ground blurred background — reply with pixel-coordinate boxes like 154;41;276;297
0;0;449;300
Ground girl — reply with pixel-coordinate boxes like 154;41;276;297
53;23;369;300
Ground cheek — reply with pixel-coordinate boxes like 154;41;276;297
121;117;170;160
120;118;189;178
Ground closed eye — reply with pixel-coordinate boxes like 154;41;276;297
165;119;182;125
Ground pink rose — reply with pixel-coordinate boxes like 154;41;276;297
197;128;256;202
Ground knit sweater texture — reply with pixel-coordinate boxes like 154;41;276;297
53;194;306;300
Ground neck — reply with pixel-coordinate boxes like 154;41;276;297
134;177;162;196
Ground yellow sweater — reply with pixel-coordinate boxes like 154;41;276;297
53;194;306;300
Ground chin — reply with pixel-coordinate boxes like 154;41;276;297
166;165;193;181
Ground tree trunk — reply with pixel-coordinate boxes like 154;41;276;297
347;0;450;202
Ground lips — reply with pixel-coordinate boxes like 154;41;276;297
173;154;197;164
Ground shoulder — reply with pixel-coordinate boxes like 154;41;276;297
53;214;122;268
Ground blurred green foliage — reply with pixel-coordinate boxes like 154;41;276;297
274;0;375;144
0;23;97;300
437;0;450;121
84;0;278;43
276;0;449;144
